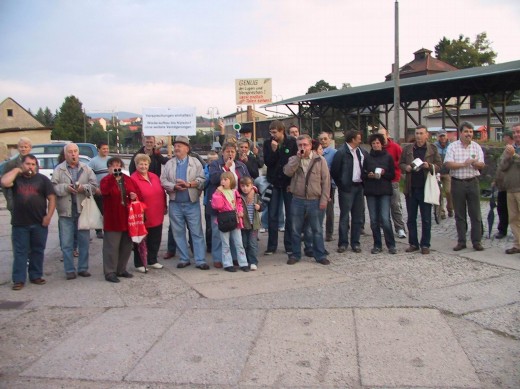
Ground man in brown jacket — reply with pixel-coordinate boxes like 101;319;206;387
399;125;442;254
283;134;330;265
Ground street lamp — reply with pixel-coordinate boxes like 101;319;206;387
273;95;283;116
207;107;220;146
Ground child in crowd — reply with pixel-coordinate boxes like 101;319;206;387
239;176;263;270
211;172;250;272
204;151;219;253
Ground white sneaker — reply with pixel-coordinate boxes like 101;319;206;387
136;266;146;273
279;227;285;232
250;264;258;271
398;229;407;239
259;228;267;233
149;263;164;269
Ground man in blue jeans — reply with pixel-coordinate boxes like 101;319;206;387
2;154;56;290
283;134;330;265
263;120;298;255
52;143;98;279
399;125;441;254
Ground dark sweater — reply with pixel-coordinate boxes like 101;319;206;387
362;149;395;196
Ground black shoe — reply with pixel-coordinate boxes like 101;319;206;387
105;273;120;283
240;266;250;272
453;243;467;251
196;264;210;270
177;262;191;268
96;231;104;239
406;245;419;253
66;272;76;280
304;249;314;257
494;232;506;239
325;235;333;242
371;247;382;254
287;256;299;265
224;266;236;272
337;246;346;253
117;271;133;278
473;243;484;251
352;246;362;253
78;271;91;277
388;248;397;254
316;258;330;265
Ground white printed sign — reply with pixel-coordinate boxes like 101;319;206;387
235;78;272;105
142;107;196;136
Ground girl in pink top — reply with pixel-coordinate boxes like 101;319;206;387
211;172;249;272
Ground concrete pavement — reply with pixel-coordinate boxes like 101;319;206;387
0;190;519;388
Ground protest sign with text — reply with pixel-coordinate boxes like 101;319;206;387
235;78;272;105
142;107;196;136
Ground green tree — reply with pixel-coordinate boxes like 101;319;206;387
53;96;88;141
306;80;338;94
34;107;55;126
434;32;497;69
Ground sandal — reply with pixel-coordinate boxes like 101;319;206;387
12;282;24;290
30;278;46;285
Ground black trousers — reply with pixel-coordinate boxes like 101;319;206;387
497;190;508;235
133;224;162;267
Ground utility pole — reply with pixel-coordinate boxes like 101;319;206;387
393;0;401;140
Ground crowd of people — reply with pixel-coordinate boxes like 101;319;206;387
3;120;520;290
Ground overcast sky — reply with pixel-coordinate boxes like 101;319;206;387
1;0;519;119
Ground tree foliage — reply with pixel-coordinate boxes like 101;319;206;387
52;96;89;141
307;80;338;94
34;107;55;126
434;32;497;69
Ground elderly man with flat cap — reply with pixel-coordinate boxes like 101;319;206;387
161;136;208;270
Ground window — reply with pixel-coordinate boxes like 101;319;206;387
7;109;13;117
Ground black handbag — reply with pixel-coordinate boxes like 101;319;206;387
217;210;238;232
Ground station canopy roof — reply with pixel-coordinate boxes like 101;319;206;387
262;60;520;110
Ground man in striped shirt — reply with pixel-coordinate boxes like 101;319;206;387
444;121;486;251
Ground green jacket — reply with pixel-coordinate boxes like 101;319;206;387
240;192;263;230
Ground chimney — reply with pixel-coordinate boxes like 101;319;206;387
247;105;253;121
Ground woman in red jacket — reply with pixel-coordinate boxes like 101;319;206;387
130;153;166;272
100;157;141;283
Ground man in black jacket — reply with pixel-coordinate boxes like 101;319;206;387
331;130;369;253
129;136;169;176
263;120;298;255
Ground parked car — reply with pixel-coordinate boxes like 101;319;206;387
34;154;92;180
31;142;98;158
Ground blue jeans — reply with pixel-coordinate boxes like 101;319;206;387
261;196;284;229
267;187;292;252
405;187;432;248
12;224;48;283
337;185;364;248
170;201;206;266
211;214;237;264
290;197;327;261
59;216;90;274
241;229;259;265
167;223;177;254
220;228;248;268
366;195;395;249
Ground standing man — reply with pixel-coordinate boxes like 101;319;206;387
498;123;520;254
378;128;407;238
237;139;261;179
331;130;369;253
288;124;300;138
444;121;486;251
493;130;514;239
52;143;98;279
283;135;330;265
88;141;110;239
263;120;298;255
318;131;337;241
399;125;441;254
161;136;209;270
433;129;453;219
129;135;169;175
1;155;55;290
2;137;35;213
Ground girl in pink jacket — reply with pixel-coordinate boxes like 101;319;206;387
211;172;250;272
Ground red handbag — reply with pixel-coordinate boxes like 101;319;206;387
128;199;148;244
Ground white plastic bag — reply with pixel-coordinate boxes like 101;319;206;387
424;166;440;205
78;196;103;230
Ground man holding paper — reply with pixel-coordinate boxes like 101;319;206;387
399;125;441;254
444;121;486;251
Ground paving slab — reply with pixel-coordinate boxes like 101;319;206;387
21;307;181;381
415;273;520;315
126;308;265;385
464;302;520;338
186;265;350;299
355;308;480;388
242;308;359;387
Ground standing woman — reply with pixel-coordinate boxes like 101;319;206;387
362;133;397;254
130;153;166;272
100;157;141;283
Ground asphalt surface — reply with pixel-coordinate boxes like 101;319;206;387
0;189;519;388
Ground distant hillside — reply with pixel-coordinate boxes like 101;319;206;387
87;111;140;120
